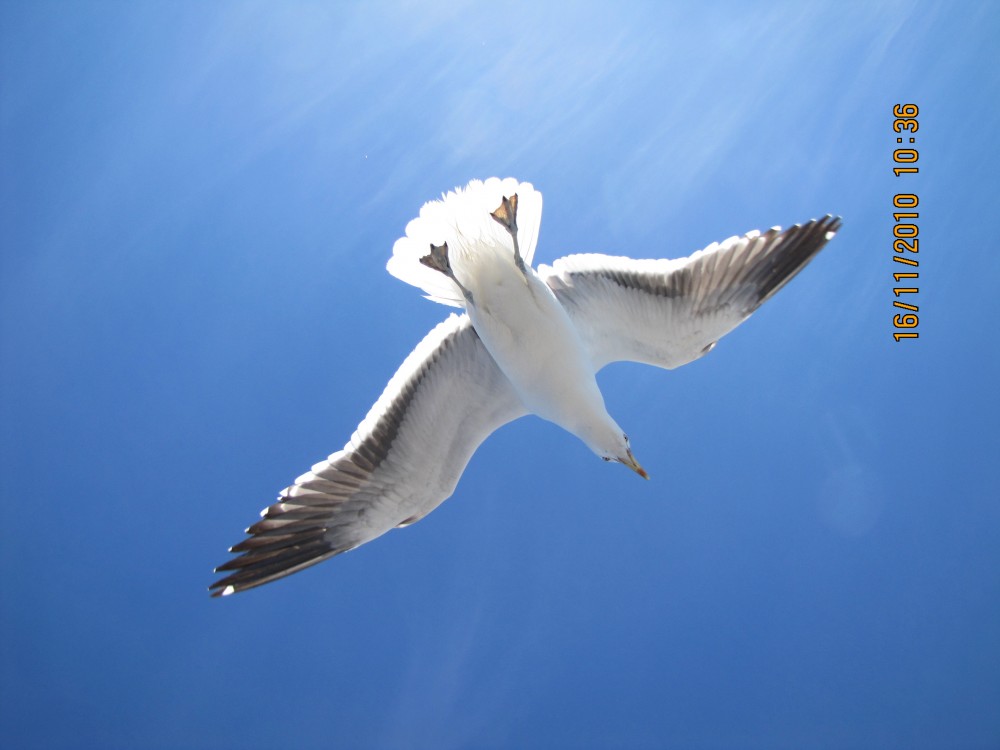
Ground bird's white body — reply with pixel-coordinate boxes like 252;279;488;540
211;177;840;596
459;241;614;451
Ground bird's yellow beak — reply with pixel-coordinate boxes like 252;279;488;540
622;449;649;480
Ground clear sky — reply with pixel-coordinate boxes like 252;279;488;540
2;2;997;748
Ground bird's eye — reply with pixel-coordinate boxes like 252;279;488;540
624;434;630;444
602;456;611;462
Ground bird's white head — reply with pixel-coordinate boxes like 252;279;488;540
583;422;649;480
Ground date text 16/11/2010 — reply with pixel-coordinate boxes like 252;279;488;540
892;103;919;342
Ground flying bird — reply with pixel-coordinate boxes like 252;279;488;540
211;178;840;596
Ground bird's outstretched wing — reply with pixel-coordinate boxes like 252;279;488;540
540;216;841;370
210;313;526;596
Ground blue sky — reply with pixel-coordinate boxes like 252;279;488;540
1;1;998;748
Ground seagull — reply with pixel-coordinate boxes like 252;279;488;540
211;177;840;596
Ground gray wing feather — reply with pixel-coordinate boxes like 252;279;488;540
540;216;841;370
210;313;526;596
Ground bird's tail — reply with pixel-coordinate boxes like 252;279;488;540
386;177;542;306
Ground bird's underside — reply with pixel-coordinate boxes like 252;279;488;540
211;177;840;596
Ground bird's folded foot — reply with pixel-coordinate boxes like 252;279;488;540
420;242;474;303
419;242;453;276
491;194;526;275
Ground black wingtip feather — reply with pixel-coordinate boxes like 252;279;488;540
210;540;339;597
752;215;841;309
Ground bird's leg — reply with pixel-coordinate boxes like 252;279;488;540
490;194;526;275
419;242;474;304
